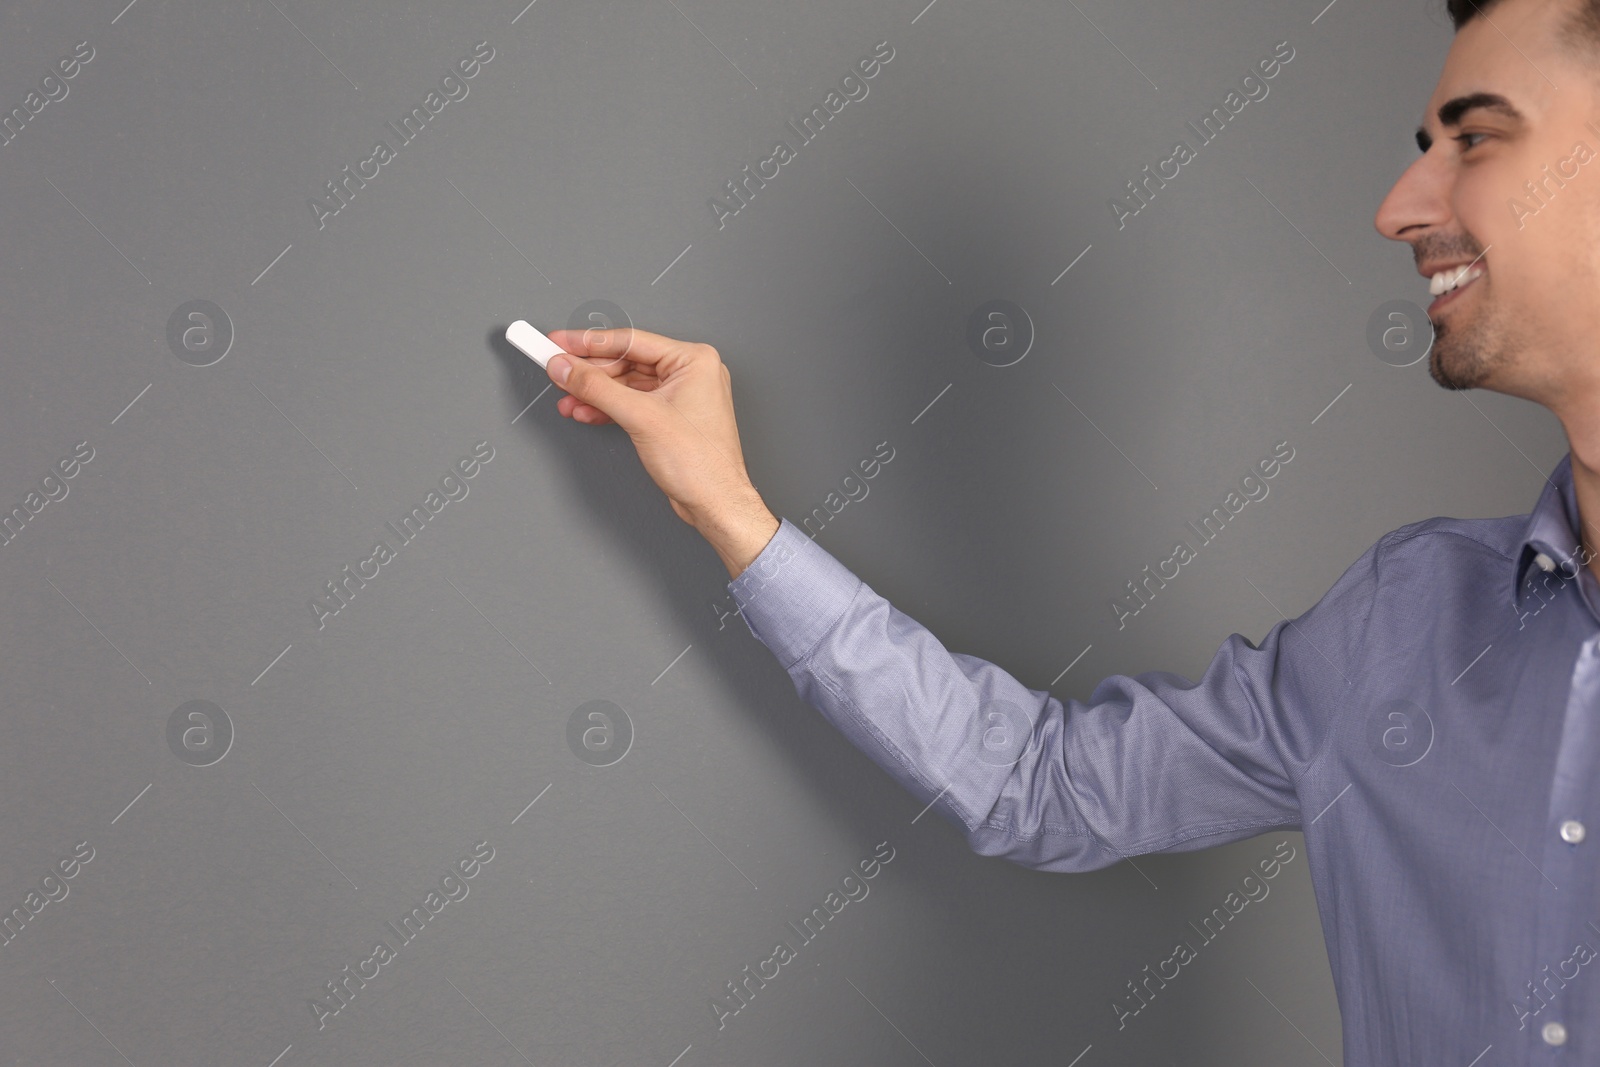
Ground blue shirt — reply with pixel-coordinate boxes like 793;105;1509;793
727;451;1600;1066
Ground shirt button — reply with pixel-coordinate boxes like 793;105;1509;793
1561;820;1587;844
1535;552;1557;572
1544;1020;1568;1046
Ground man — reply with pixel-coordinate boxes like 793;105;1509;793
534;0;1600;1060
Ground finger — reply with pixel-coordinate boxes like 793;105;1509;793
615;369;663;390
573;351;650;380
554;386;622;427
546;326;708;374
553;374;652;422
556;395;609;424
545;350;644;390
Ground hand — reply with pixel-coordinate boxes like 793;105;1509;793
543;326;770;537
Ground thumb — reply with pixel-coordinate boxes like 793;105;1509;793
548;353;648;431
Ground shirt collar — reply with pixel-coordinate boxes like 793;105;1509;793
1511;451;1586;610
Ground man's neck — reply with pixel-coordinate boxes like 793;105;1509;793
1561;424;1600;576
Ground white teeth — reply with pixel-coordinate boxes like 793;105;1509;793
1429;264;1485;296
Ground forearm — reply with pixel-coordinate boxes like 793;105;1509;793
724;517;1114;872
696;489;781;579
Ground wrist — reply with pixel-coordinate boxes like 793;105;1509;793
697;489;780;580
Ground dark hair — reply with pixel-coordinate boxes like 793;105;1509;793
1443;0;1485;24
1446;0;1600;55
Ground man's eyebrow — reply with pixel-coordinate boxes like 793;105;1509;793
1438;92;1523;127
1415;92;1524;152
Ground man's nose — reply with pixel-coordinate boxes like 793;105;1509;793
1375;150;1452;243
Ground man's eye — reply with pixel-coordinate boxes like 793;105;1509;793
1455;132;1489;150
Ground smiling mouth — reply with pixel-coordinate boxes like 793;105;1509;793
1428;264;1485;312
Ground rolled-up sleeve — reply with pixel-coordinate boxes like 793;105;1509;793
729;518;1379;873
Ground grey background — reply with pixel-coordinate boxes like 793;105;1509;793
0;0;1565;1064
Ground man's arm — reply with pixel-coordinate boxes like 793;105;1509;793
532;325;1377;869
723;516;1382;873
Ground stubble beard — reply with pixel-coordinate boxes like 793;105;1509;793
1428;288;1511;390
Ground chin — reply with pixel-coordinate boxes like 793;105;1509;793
1428;323;1488;390
1428;346;1471;389
1428;305;1522;392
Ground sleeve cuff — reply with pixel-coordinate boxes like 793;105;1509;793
726;517;864;670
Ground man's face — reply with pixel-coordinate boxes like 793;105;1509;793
1374;0;1600;403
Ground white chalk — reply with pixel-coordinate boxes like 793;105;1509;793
506;320;568;370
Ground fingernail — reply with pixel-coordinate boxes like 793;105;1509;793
548;355;570;384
